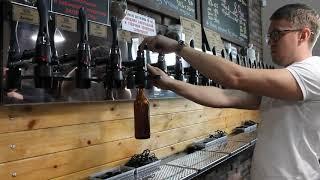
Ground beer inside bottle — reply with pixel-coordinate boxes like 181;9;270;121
134;88;150;139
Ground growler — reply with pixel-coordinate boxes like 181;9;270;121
134;88;150;139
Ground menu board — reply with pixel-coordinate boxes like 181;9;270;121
11;0;42;6
202;0;249;44
52;0;110;25
128;0;196;20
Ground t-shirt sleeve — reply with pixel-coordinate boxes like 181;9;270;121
286;58;320;101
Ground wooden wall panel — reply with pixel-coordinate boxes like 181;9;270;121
0;110;212;163
0;99;260;179
0;99;202;134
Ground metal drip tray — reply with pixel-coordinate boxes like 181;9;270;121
142;165;197;180
206;141;248;155
228;132;257;144
166;151;228;171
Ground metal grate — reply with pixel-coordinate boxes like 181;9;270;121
228;132;257;144
166;151;228;171
206;141;248;155
142;165;197;180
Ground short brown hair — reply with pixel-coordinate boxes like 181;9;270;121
270;3;320;47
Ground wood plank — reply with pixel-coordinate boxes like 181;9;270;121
0;98;203;134
203;107;224;120
0;110;210;163
0;119;226;179
152;110;207;132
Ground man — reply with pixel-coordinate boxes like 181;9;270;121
140;3;320;180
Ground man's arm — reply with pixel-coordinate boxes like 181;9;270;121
169;79;261;109
148;65;261;109
178;47;303;101
141;35;302;101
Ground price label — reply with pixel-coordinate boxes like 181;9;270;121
89;22;108;38
180;16;202;49
56;15;77;32
203;27;224;56
12;4;39;25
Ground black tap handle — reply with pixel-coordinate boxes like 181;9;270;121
76;7;92;89
78;7;88;43
36;0;49;38
236;54;241;65
34;0;53;88
111;16;118;48
48;15;58;60
34;0;51;63
212;47;216;55
221;49;226;58
190;39;195;49
8;21;20;62
201;43;206;52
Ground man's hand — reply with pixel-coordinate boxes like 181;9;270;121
7;89;23;100
140;35;179;54
147;64;174;90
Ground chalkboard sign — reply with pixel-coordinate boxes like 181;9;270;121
52;0;110;25
128;0;196;20
202;0;249;44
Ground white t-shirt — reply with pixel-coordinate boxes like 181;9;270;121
251;56;320;180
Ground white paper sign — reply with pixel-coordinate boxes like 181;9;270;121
122;10;156;36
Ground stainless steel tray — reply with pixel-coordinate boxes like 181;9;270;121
205;141;248;155
142;165;197;180
228;132;257;144
166;151;228;171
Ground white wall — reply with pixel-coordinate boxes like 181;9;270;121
262;0;320;65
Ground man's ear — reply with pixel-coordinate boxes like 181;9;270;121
299;28;312;43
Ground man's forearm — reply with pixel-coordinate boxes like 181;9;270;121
177;47;244;89
167;79;261;109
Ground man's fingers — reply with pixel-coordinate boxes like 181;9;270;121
140;36;154;50
147;64;159;75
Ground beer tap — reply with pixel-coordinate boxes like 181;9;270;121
76;7;93;89
105;16;123;91
48;15;62;91
33;0;53;88
200;43;210;86
6;20;35;90
164;31;184;81
156;53;167;73
134;47;148;88
212;46;217;56
221;49;226;59
187;40;199;85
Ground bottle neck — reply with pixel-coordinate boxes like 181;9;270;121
136;88;145;99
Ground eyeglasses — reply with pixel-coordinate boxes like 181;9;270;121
265;29;302;44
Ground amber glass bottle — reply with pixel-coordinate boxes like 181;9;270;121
134;88;150;139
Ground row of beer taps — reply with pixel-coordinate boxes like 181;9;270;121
5;0;273;99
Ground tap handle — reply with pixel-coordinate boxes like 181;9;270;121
111;16;118;48
221;49;226;58
76;7;92;89
78;7;88;43
35;0;51;63
36;0;49;39
201;43;206;52
190;39;195;49
236;54;240;65
8;21;20;62
48;15;58;60
212;47;216;55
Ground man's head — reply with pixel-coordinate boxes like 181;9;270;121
267;3;320;66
